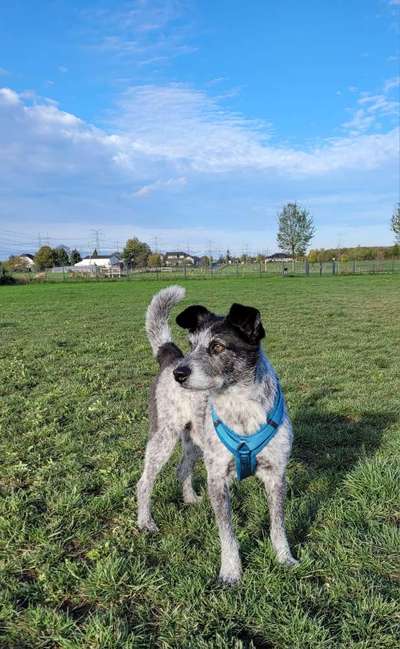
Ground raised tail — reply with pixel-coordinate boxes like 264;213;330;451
145;285;186;357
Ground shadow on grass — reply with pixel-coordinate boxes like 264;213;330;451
286;388;395;547
237;389;396;556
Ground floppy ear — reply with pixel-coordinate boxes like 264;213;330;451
226;303;265;344
176;305;212;332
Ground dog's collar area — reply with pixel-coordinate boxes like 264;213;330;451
211;381;285;480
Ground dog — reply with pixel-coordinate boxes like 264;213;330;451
137;285;297;584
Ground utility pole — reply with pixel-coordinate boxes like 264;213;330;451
207;239;213;262
91;229;103;255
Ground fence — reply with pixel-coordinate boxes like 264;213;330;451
10;257;400;284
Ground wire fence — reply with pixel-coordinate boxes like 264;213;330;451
8;257;400;284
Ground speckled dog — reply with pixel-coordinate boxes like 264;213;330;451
137;285;298;584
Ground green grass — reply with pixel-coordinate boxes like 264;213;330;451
1;275;399;648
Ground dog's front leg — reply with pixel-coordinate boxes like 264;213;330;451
260;468;298;566
206;469;242;584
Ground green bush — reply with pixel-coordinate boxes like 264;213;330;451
0;263;16;285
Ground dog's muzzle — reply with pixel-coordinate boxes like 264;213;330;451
173;365;191;384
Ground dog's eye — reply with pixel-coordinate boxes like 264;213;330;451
210;341;225;354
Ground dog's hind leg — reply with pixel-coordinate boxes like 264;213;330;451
137;426;178;532
259;468;298;566
177;426;202;504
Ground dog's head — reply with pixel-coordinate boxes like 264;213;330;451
173;302;265;390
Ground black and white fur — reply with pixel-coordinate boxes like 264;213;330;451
137;285;298;584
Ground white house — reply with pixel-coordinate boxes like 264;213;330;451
19;254;35;269
163;251;199;267
73;254;122;272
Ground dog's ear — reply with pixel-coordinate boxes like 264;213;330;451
226;303;265;344
176;305;212;332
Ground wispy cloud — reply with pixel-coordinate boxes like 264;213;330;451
110;83;398;176
84;0;196;67
133;176;187;197
384;75;400;92
342;78;399;134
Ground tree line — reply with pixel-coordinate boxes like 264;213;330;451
5;246;82;271
2;202;400;271
308;245;399;263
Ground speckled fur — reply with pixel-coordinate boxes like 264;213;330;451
137;286;298;583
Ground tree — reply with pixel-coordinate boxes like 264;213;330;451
54;246;70;267
122;237;151;268
147;253;161;267
0;262;15;285
6;255;29;272
391;203;400;244
307;249;319;263
92;248;98;257
277;202;315;260
70;249;82;264
34;245;56;270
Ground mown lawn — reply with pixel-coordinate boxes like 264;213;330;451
1;275;399;649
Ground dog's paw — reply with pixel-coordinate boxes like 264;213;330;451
218;569;242;586
278;554;299;568
138;519;159;533
183;492;202;505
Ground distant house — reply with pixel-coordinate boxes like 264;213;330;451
164;251;199;267
73;254;122;272
19;254;35;269
265;253;293;263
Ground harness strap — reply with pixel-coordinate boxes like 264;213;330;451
211;381;285;480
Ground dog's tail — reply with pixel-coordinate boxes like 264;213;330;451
145;285;186;357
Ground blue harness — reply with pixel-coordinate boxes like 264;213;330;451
211;381;285;480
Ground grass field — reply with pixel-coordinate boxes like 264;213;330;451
1;275;399;648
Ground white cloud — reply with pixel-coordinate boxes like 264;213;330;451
0;87;19;104
0;88;124;184
0;83;398;188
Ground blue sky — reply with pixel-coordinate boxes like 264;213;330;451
0;0;399;257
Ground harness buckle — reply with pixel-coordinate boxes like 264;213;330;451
236;442;253;480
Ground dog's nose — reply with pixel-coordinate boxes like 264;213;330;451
173;365;191;384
